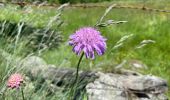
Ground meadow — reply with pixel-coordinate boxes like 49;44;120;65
0;0;170;99
43;1;170;86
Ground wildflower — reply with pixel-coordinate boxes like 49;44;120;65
7;73;23;89
69;27;106;59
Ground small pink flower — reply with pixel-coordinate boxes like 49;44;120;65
7;73;23;89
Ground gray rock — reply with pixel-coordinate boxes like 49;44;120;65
43;66;75;83
0;3;5;8
123;75;168;94
128;60;148;70
21;56;48;78
86;72;168;100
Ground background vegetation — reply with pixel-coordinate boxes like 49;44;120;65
0;0;170;99
3;0;111;4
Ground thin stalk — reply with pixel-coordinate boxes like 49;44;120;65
75;52;84;83
95;4;116;26
21;88;25;100
69;53;84;99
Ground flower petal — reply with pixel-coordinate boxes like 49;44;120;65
93;44;103;55
69;27;106;59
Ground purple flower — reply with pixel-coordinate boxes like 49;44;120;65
69;27;106;59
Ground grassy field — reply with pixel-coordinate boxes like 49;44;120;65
0;0;170;99
43;1;170;77
42;1;170;97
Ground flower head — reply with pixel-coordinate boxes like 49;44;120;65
7;73;23;89
69;27;106;59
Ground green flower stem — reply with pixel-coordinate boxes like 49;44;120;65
75;52;84;83
69;52;84;99
21;88;25;100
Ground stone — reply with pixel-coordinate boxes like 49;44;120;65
128;60;148;70
0;3;5;8
123;75;168;94
21;56;48;78
86;72;168;100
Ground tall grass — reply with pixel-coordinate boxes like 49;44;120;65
42;1;170;97
0;0;170;99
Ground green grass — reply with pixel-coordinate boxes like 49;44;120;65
44;3;170;68
0;0;170;99
0;4;61;29
41;1;170;97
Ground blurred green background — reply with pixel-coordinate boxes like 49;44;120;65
0;0;170;99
